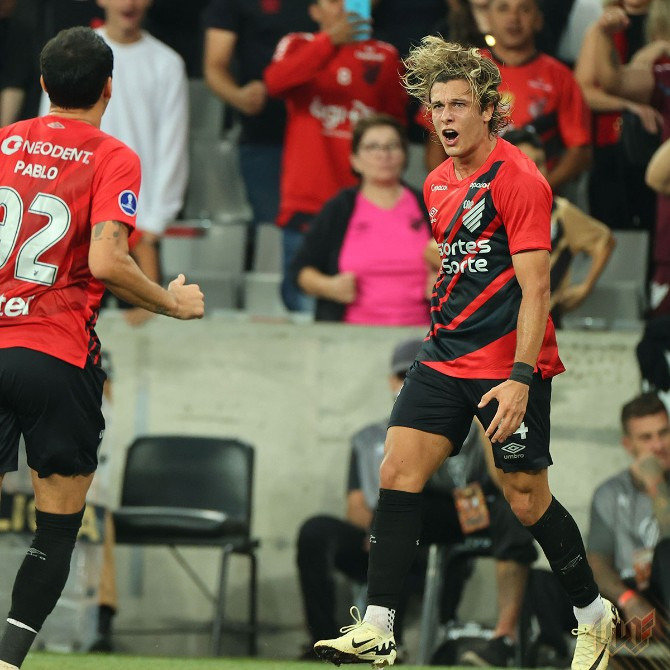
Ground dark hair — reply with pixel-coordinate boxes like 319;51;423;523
41;27;113;110
621;392;669;434
351;114;409;156
350;114;409;178
504;128;544;150
447;0;488;49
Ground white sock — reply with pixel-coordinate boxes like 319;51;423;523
363;605;395;634
574;595;605;625
0;662;19;670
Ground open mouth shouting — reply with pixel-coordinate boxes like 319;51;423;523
442;129;459;147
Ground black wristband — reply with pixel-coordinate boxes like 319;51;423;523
509;361;534;386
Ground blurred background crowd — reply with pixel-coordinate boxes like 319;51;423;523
2;0;669;338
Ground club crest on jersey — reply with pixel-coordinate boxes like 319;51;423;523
119;190;138;216
462;198;486;233
337;67;352;86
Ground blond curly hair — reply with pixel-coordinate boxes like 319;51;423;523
401;36;509;135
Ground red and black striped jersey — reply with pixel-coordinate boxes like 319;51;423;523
0;116;141;368
419;138;564;380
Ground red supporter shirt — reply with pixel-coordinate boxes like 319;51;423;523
419;138;564;379
264;32;407;226
0;116;141;368
490;52;591;168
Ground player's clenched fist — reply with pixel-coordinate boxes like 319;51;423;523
167;273;205;319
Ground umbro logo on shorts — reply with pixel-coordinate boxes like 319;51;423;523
501;443;526;459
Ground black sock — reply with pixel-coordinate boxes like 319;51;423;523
527;497;599;608
97;605;116;636
366;489;422;610
0;507;84;667
0;624;35;669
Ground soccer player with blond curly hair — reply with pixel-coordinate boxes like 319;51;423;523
314;37;619;670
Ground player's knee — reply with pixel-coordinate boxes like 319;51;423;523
504;487;550;526
506;495;535;526
378;457;416;490
502;480;533;522
380;467;427;492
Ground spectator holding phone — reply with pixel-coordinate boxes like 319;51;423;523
264;0;407;312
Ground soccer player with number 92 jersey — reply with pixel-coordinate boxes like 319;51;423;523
0;27;204;669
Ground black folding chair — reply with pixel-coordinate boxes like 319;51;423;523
113;436;259;656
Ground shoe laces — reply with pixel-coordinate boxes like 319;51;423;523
339;606;365;635
571;620;608;642
571;621;608;665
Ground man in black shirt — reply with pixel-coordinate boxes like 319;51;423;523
0;0;39;125
144;0;210;77
203;0;316;269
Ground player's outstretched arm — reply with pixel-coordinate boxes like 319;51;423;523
89;220;204;320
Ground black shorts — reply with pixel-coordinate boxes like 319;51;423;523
389;362;553;473
0;347;106;478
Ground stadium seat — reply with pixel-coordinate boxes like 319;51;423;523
182;137;252;225
252;224;283;274
181;80;252;225
562;230;649;330
113;436;259;656
243;272;289;318
188;79;225;140
163;220;246;310
418;538;531;667
169;80;251;307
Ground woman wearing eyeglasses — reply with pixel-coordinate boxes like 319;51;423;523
292;113;438;325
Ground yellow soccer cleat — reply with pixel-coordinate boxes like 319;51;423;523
571;599;620;670
314;606;397;667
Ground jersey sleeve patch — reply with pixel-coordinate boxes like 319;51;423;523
118;190;138;216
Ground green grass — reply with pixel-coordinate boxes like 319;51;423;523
22;654;483;670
